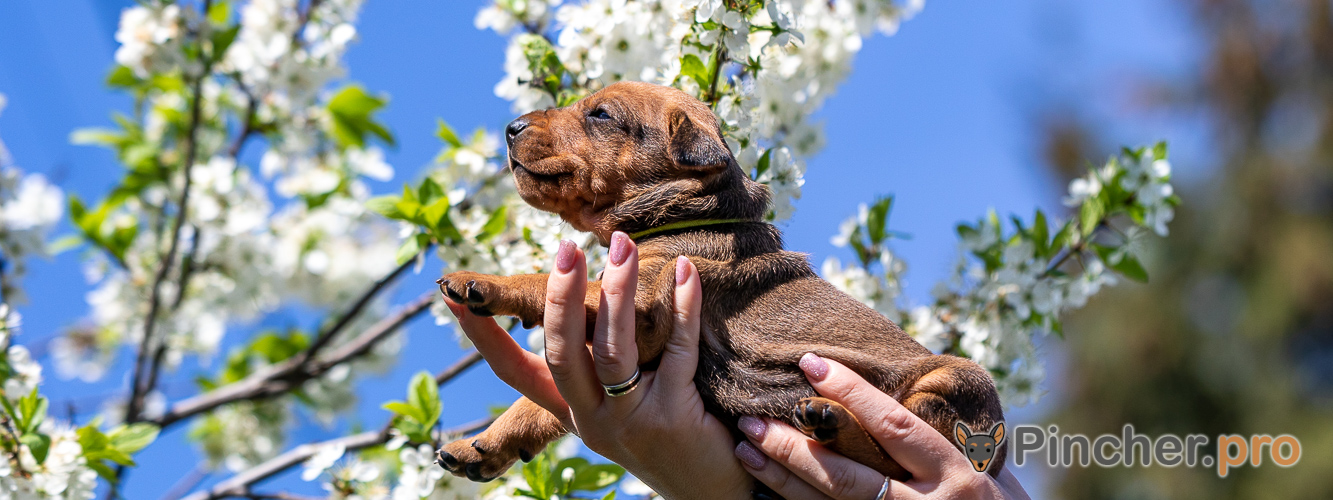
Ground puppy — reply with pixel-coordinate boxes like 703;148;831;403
436;81;1006;491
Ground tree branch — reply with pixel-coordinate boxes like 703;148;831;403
127;63;207;426
179;361;491;500
298;243;434;362
150;290;437;428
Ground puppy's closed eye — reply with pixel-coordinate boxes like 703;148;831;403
588;108;612;120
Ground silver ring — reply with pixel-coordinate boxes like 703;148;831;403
602;368;641;397
874;475;890;500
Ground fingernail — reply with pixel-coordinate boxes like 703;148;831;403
445;301;464;319
735;441;767;469
738;415;766;440
675;255;690;286
609;231;631;266
799;353;829;381
556;240;577;273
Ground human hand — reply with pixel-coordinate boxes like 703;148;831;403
446;232;751;500
734;354;1030;500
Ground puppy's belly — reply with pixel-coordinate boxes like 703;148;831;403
694;274;934;421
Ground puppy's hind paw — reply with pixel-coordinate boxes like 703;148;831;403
436;434;539;483
793;397;847;444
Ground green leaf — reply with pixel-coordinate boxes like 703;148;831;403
48;234;83;255
19;389;47;433
568;463;625;491
601;492;617;500
680;53;710;89
407;371;441;428
418;178;445;206
478;205;508;241
395;234;421;265
866;196;893;245
395;197;421;222
1032;209;1049;256
105;66;139;88
85;448;135;466
1079;195;1104;237
77;425;110;452
366;195;405;220
327;85;396;149
70;128;125;147
436;119;463;148
210;26;241;61
207;0;232;24
1114;252;1149;283
1050;220;1074;251
421;198;450;231
382;401;426;424
109;423;159;454
754;148;772;179
21;433;51;463
1152;141;1168;161
87;461;117;482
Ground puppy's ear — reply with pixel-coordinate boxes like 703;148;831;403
955;422;971;446
669;110;731;171
989;422;1005;443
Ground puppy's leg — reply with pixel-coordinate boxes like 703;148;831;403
897;355;1007;477
437;396;566;482
441;256;680;363
792;397;911;480
439;272;567;329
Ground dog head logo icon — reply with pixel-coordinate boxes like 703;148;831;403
955;422;1005;472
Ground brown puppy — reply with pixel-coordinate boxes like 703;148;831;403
436;81;1006;492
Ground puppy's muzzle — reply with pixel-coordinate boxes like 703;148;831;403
505;116;530;147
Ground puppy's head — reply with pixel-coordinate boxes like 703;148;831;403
504;81;769;243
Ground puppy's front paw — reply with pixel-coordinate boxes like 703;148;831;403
438;271;501;317
793;397;847;444
436;433;539;483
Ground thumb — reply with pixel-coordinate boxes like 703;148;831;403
657;256;702;391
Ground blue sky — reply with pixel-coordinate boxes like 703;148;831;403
0;1;1204;498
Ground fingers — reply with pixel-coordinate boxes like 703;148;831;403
735;441;832;500
738;417;916;500
444;299;567;416
543;240;602;410
657;256;701;391
591;231;640;391
799;354;968;482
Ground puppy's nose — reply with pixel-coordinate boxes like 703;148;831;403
505;117;530;145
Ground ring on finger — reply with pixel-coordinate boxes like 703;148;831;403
874;476;889;500
602;367;642;397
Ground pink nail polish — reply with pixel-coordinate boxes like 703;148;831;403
800;353;829;380
675;255;690;286
735;441;767;469
556;240;577;272
609;232;631;266
738;415;766;440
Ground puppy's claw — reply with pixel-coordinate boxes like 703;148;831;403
437;450;459;470
440;279;464;302
465;280;484;303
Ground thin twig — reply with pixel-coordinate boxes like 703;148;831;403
180;416;491;500
150;291;436;428
159;465;211;500
299;243;434;362
128;72;204;425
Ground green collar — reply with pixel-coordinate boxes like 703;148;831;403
629;218;749;240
